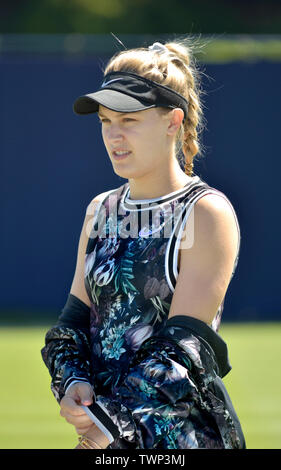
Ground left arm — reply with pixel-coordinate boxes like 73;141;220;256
169;193;240;325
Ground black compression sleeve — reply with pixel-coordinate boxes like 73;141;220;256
56;293;91;337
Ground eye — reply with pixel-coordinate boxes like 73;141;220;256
123;117;136;122
98;118;110;124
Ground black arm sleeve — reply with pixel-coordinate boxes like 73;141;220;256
57;293;91;336
41;293;92;402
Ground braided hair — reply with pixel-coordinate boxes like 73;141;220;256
103;39;205;176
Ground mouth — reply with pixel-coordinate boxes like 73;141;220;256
112;150;132;161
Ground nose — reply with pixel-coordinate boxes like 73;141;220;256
105;123;124;143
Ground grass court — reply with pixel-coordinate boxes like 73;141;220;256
0;322;280;449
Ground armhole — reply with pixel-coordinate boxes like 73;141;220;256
85;187;119;254
165;188;241;293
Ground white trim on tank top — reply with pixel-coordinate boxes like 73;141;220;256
122;175;201;209
165;188;241;293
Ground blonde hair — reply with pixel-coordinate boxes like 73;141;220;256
103;39;205;176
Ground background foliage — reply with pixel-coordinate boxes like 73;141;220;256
1;0;281;35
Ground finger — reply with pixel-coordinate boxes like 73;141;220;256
60;407;87;419
60;410;93;427
60;397;87;416
60;408;92;422
75;424;93;435
77;384;94;406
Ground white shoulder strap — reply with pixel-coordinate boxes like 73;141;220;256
165;187;241;293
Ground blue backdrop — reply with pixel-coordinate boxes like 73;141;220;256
1;52;280;322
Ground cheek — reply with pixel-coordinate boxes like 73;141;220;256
101;130;113;154
136;124;163;146
140;127;166;155
101;128;108;144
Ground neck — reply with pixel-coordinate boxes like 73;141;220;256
128;160;193;200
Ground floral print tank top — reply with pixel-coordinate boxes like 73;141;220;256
84;176;241;396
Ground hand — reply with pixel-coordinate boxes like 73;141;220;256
60;382;94;435
75;423;110;449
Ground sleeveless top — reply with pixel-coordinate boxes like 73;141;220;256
84;175;241;395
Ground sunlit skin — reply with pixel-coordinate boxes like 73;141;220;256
98;105;193;200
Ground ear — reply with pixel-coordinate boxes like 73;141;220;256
166;108;184;136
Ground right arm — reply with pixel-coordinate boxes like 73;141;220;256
41;192;108;433
69;197;94;307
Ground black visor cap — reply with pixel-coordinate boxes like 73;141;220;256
73;71;189;120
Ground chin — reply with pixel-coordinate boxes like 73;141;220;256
111;163;144;180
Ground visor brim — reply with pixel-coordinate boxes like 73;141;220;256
73;89;156;115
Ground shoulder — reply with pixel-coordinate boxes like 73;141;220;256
194;191;239;230
196;191;239;241
181;190;240;263
170;190;241;325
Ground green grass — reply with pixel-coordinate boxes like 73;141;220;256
0;322;280;449
0;325;77;449
220;323;281;450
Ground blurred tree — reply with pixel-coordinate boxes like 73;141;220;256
0;0;281;34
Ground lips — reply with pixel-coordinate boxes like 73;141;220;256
112;150;132;160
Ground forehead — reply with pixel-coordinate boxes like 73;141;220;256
97;106;131;117
97;105;160;118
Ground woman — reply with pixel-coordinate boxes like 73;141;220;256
41;40;245;449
